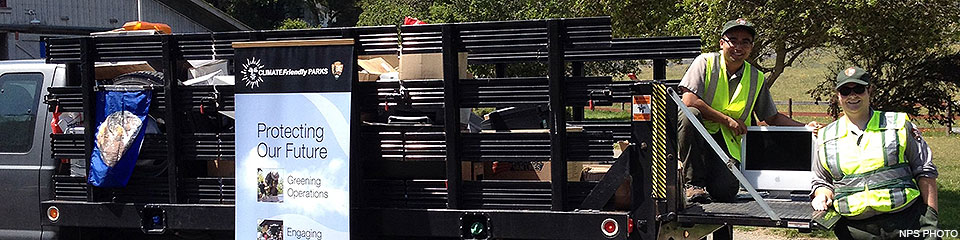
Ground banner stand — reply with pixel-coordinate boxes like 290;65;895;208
233;39;355;240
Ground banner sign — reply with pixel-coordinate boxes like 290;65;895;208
234;39;354;240
89;90;152;187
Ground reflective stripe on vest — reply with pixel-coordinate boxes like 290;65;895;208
821;121;844;179
892;188;907;208
834;164;914;192
703;54;720;105
833;187;919;216
878;113;903;167
701;53;764;161
817;111;916;217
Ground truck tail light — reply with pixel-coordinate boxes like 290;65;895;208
601;218;619;238
627;217;634;235
47;206;60;222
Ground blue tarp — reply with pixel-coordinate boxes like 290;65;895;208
89;90;152;188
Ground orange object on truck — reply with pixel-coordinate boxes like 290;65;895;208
122;21;172;34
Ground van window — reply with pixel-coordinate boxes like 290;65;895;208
0;73;43;153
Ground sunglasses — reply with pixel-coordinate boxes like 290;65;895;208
838;85;866;96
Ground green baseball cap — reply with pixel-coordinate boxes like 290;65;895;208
721;18;756;37
835;66;870;89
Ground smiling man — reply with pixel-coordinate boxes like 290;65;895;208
677;18;820;204
811;67;939;239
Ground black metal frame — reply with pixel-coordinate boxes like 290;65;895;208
161;35;182;203
442;24;464;209
41;17;718;239
546;19;569;211
43;200;233;230
354;208;631;239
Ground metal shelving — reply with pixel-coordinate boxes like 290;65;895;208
42;16;703;239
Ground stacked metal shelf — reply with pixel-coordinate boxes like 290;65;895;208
351;17;701;219
43;16;703;238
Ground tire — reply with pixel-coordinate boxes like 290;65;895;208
109;71;164;85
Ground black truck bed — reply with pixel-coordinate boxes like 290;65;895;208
680;199;818;229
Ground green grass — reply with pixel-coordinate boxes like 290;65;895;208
736;225;837;238
924;132;960;238
634;61;690;80
582;105;631;120
763;49;841;102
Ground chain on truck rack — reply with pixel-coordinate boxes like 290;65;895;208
42;16;817;239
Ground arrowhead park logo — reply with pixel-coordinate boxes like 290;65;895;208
845;67;857;77
331;61;344;80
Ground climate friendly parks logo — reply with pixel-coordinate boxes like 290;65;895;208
242;57;265;89
241;57;342;89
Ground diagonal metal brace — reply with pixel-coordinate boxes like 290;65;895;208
666;88;781;221
579;146;633;210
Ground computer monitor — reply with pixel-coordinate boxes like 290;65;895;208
739;126;817;192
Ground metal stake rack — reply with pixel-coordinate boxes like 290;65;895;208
41;17;815;240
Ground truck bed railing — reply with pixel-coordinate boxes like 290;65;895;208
41;17;741;239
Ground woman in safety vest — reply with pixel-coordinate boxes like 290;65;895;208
811;67;939;239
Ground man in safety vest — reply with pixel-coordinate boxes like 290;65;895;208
678;18;820;203
811;67;938;239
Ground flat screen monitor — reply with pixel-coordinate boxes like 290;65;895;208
739;126;816;192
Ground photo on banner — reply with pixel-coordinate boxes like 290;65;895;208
257;168;284;203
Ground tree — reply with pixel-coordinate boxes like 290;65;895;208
203;0;360;29
354;1;960;124
808;0;960;125
665;0;839;89
277;18;313;30
204;0;296;29
301;0;362;27
356;0;434;26
357;0;674;36
357;0;648;78
356;0;840;84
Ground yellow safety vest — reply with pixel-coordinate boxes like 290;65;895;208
817;111;919;217
702;52;765;161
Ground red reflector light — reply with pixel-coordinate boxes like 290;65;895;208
601;218;619;237
627;218;634;234
47;206;60;222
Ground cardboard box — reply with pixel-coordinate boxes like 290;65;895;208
612;140;630;159
94;62;155;80
360;54;400;69
462;161;485;181
358;56;399;82
207;159;235;177
484;161;552;181
358;71;378;82
399;53;472;80
187;59;228;79
580;164;632;209
580;164;611;181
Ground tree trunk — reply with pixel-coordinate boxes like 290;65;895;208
302;1;320;26
763;41;788;89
